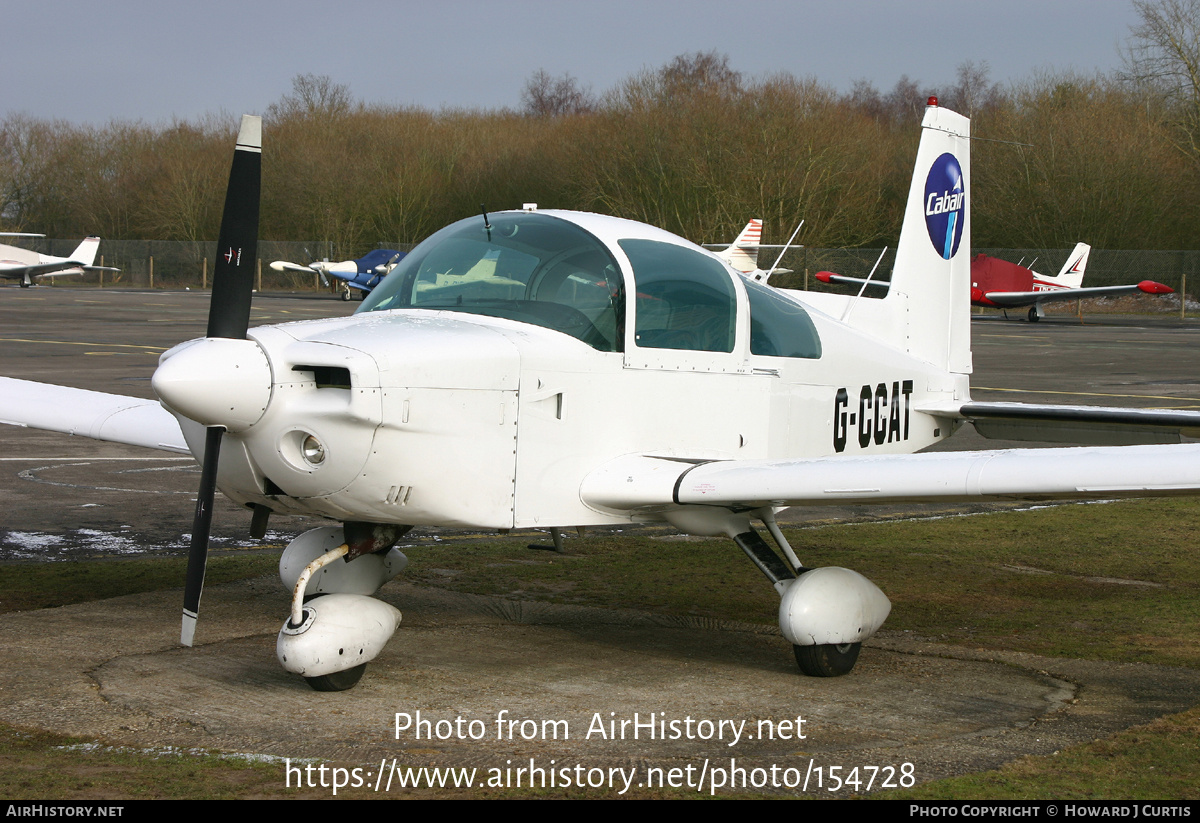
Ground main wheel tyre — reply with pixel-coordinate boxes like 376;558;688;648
340;289;352;301
793;642;861;677
305;662;367;692
1027;307;1040;322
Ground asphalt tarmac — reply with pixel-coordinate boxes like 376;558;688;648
2;288;1199;797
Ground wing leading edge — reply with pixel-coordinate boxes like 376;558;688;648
581;444;1200;514
0;377;187;453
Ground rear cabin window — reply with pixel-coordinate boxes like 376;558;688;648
743;277;822;359
619;239;736;353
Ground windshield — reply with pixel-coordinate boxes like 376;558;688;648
358;213;624;352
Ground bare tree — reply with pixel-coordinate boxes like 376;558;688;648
660;50;742;97
1122;0;1200;161
844;79;887;120
267;74;354;122
884;75;929;124
520;70;595;117
942;61;1002;118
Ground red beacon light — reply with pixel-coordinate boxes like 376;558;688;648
927;96;939;107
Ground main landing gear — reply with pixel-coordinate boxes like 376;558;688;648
663;507;891;677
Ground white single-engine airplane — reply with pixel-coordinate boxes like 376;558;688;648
0;236;119;287
5;103;1200;692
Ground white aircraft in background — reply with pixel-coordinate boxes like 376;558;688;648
5;104;1200;693
817;242;1175;322
0;236;119;287
713;219;764;272
707;219;797;283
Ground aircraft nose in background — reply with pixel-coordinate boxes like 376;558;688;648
152;337;272;431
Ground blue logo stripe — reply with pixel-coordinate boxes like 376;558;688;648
942;211;957;260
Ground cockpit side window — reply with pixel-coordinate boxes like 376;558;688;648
618;239;736;353
358;214;624;352
743;276;822;359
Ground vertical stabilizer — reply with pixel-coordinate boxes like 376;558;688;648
717;220;762;273
68;236;101;267
885;101;971;374
1047;242;1090;289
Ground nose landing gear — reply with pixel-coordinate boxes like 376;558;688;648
275;524;410;690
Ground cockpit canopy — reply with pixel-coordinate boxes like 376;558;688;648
359;212;624;351
359;211;820;360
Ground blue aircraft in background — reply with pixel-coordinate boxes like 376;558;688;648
270;248;406;300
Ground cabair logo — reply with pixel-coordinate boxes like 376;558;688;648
924;153;965;260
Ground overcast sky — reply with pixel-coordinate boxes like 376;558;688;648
6;0;1141;124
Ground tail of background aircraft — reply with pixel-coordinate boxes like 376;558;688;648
69;237;101;267
716;220;762;273
1043;242;1090;289
880;99;972;375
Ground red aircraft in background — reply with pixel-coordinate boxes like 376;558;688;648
816;242;1174;322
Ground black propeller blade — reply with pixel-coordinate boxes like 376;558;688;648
181;114;261;646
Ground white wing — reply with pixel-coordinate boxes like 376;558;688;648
581;444;1200;514
0;377;187;453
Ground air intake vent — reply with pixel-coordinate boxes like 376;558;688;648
293;365;352;389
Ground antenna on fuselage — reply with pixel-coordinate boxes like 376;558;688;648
480;204;492;240
763;219;804;281
840;246;889;324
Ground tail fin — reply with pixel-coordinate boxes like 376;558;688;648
716;220;762;273
884;99;971;375
1048;242;1090;289
69;237;100;267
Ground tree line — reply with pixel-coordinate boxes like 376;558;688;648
4;1;1200;258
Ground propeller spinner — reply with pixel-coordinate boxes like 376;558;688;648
176;115;261;646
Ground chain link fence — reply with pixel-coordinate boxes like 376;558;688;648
12;239;1200;311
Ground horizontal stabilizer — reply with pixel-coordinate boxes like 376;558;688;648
814;271;890;291
921;399;1200;445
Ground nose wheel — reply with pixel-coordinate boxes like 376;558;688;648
793;642;862;677
305;663;367;692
